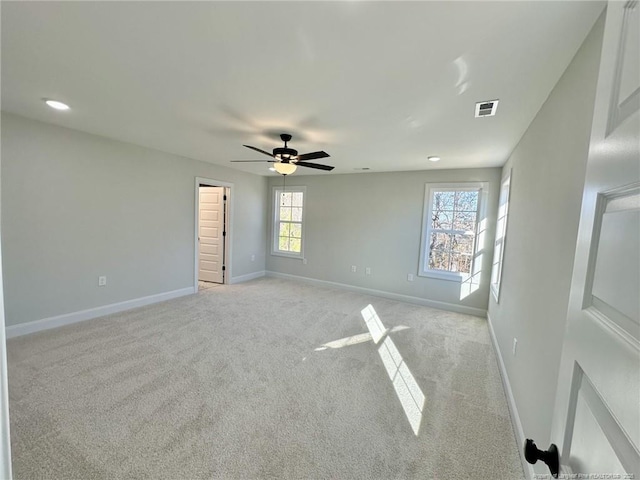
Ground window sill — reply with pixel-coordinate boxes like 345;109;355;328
418;270;465;283
270;251;304;260
490;284;500;303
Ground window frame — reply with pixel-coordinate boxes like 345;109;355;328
418;182;487;282
491;171;511;302
271;186;306;259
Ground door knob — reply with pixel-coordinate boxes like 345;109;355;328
524;439;559;478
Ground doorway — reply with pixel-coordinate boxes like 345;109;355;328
194;177;232;291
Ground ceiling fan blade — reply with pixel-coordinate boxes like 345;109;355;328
230;160;276;163
243;145;275;157
296;161;334;171
297;151;330;161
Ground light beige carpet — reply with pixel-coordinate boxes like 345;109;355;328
7;277;524;479
198;281;221;292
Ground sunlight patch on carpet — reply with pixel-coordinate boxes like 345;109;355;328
314;326;410;351
362;304;426;436
361;304;387;344
315;304;427;435
378;336;425;435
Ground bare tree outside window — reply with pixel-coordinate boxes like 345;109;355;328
428;189;479;274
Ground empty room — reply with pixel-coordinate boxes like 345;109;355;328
0;1;638;479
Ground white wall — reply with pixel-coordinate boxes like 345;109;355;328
267;168;501;315
488;11;605;458
1;113;268;327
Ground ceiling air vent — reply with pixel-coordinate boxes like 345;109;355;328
475;100;499;118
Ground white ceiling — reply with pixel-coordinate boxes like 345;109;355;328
1;1;604;176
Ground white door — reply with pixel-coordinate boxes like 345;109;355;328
198;186;225;283
550;2;639;478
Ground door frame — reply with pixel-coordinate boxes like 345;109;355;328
0;250;12;480
194;177;233;290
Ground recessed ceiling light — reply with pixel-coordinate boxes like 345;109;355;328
268;167;276;172
44;99;70;111
428;156;441;162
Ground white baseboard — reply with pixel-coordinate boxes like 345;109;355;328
487;312;534;480
229;270;265;285
5;287;195;339
265;271;487;317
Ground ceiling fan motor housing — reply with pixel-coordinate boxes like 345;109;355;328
273;147;298;162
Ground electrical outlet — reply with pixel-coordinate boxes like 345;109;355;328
351;265;357;273
407;274;414;282
303;258;308;265
513;338;518;356
98;276;107;287
365;267;371;275
251;254;255;262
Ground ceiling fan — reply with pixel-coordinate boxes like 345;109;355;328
231;134;334;174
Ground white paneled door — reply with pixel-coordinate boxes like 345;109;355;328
550;2;639;478
198;186;225;284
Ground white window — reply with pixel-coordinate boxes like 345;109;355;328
491;172;511;301
272;187;305;258
419;183;486;281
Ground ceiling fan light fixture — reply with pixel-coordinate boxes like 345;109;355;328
274;162;297;175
